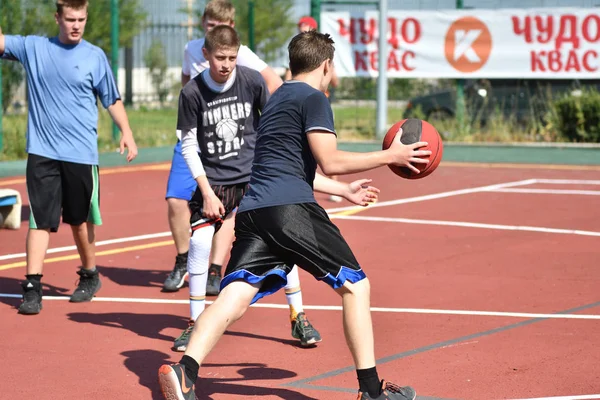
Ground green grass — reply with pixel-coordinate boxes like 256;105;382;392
97;106;179;153
333;104;406;140
1;104;406;160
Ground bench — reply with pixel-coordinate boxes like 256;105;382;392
0;188;22;230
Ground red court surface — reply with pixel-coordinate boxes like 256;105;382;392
1;161;599;400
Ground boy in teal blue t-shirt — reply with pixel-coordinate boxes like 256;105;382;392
0;0;138;314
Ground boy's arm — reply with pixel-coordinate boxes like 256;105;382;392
181;42;192;87
107;100;138;162
181;73;191;87
308;130;429;176
0;26;5;55
180;128;225;219
303;93;430;176
237;46;282;94
313;173;379;207
260;66;283;94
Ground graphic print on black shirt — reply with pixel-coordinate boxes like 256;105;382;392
202;95;252;160
177;66;269;185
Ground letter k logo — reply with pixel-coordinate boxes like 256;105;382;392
454;29;482;62
445;17;493;73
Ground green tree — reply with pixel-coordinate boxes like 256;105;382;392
144;39;169;105
84;0;148;55
1;0;147;111
194;0;295;64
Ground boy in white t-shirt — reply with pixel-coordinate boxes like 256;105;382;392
166;0;322;352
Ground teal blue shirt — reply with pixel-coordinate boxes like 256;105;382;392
2;35;121;165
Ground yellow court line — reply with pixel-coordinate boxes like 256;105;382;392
0;205;373;271
0;162;172;187
0;240;174;271
330;200;378;217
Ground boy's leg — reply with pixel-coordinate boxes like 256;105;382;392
173;184;239;352
60;161;103;303
159;280;260;400
205;215;235;295
159;209;292;399
172;221;216;352
336;279;415;399
20;154;62;315
335;279;375;369
164;142;198;292
71;222;96;270
285;266;322;346
258;203;415;400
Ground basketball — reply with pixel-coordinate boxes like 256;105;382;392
382;118;444;179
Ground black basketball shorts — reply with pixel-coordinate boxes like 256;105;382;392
221;202;366;304
26;153;101;232
189;182;249;233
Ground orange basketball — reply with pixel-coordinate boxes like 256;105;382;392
382;118;444;179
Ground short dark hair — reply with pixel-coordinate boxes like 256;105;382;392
288;31;335;76
204;25;241;53
56;0;88;15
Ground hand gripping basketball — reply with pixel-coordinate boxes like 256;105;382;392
382;119;444;179
387;128;431;175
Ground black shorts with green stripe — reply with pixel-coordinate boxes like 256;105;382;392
26;153;102;232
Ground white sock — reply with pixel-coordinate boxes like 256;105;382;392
284;265;304;320
187;224;215;321
189;272;206;321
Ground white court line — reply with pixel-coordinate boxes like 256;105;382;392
325;178;537;214
1;293;599;319
493;188;600;196
511;395;600;400
0;231;173;261
534;179;600;185
331;215;600;237
0;178;536;262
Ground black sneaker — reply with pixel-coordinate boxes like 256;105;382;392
158;363;198;400
18;280;43;315
357;380;416;400
163;254;188;292
205;265;221;296
291;312;322;347
172;320;194;352
70;268;102;303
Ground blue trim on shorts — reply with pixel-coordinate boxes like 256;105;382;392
220;268;288;305
320;266;367;289
165;141;198;201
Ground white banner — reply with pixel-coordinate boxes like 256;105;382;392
321;8;600;78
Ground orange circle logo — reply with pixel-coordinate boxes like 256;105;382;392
445;17;492;73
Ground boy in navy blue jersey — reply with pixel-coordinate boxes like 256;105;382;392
158;30;430;400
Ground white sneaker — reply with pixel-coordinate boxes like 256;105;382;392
328;195;342;203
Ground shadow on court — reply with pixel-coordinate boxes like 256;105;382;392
67;312;189;341
122;349;319;400
66;311;316;349
224;329;319;349
96;265;173;290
